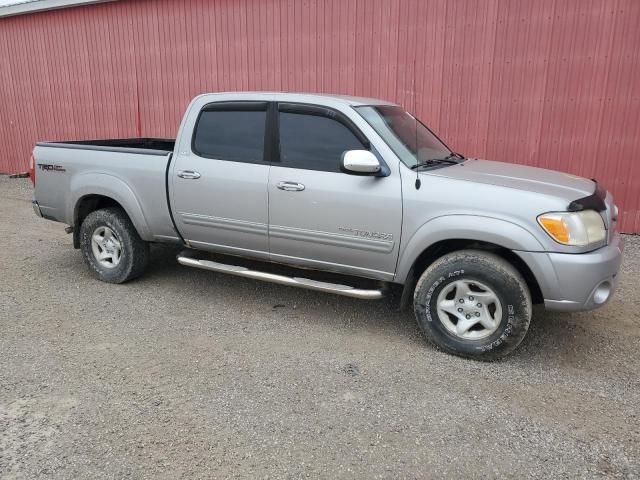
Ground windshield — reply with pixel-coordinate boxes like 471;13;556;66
355;105;451;168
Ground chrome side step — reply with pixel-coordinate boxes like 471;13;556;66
177;255;384;300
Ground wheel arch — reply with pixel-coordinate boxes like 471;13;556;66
398;238;544;310
69;173;152;248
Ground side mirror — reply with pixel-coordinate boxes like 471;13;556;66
341;150;381;175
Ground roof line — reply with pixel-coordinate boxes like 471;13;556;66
0;0;114;18
195;91;398;107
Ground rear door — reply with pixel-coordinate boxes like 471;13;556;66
171;101;271;259
268;103;402;280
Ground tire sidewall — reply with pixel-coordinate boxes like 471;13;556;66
80;209;137;283
414;253;531;359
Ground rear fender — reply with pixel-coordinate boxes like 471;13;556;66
68;172;152;241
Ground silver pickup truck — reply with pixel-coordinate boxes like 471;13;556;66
31;92;623;360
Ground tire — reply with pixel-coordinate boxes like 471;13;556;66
413;249;532;361
79;207;149;284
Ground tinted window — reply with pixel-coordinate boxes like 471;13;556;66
193;110;266;163
279;112;365;172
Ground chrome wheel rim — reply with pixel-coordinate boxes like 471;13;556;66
436;279;502;340
91;226;122;269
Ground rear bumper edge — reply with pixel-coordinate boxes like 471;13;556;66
32;199;43;217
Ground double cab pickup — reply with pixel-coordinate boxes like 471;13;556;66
31;92;624;359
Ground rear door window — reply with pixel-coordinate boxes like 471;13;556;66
193;105;267;164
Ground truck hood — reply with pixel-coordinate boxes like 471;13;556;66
427;159;595;202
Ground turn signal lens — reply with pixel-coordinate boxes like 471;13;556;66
538;215;570;243
537;210;606;247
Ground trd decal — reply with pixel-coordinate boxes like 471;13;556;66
38;164;66;172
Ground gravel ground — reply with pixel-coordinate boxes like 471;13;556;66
1;176;639;479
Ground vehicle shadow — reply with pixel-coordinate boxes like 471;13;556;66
53;244;621;367
142;244;425;344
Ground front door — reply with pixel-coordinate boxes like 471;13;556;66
171;101;270;259
268;103;402;280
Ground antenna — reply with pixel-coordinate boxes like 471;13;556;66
413;58;421;190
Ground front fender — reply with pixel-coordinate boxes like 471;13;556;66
68;172;152;241
394;215;545;283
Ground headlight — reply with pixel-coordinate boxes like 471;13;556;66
537;210;606;246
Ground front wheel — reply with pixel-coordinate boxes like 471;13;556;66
413;250;532;361
79;207;149;283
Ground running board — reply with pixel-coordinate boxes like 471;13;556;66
177;255;384;300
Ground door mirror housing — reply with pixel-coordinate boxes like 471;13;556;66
341;150;382;175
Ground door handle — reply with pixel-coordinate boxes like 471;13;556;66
277;181;305;192
177;170;201;180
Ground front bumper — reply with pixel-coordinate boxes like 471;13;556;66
516;232;624;312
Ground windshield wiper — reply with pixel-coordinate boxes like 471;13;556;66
410;152;465;170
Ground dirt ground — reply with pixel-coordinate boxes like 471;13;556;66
1;176;639;479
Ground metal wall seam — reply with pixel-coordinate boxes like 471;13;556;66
0;0;638;232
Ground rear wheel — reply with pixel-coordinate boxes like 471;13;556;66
413;250;532;361
79;207;149;283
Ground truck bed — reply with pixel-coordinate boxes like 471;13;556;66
36;138;175;155
33;137;178;242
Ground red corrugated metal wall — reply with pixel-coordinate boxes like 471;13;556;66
1;0;639;231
